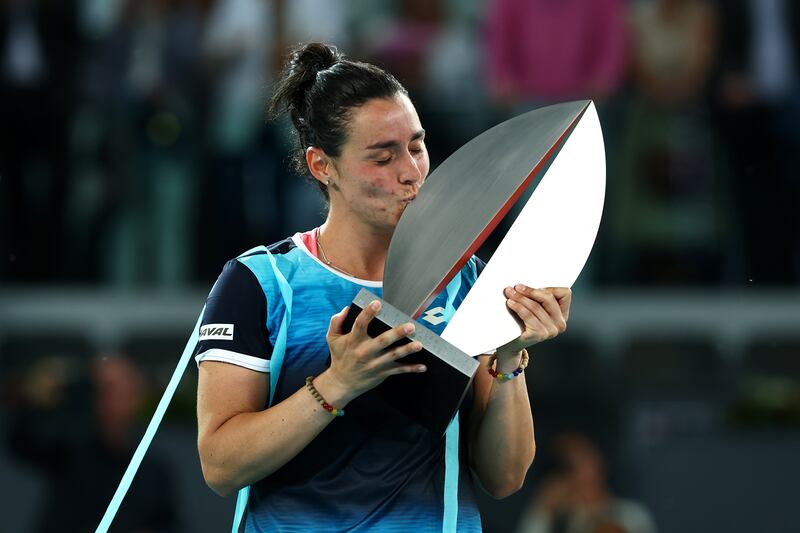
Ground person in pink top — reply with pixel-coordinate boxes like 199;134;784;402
483;0;627;108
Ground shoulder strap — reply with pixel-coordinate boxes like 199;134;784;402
236;245;294;405
442;272;464;533
96;306;207;532
230;246;294;532
96;245;296;533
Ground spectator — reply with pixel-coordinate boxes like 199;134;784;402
198;0;275;273
101;0;205;287
716;0;800;284
483;0;626;110
611;0;720;284
481;0;626;264
5;355;179;532
517;433;657;533
0;0;83;282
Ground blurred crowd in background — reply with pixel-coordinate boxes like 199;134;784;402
1;0;799;532
1;0;798;288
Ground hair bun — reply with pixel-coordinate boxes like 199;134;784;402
269;42;344;122
289;42;342;78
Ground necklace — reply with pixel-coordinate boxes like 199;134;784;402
316;227;357;278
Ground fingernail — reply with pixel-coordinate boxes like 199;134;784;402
506;286;516;295
370;301;380;310
515;284;524;292
405;323;415;334
418;365;427;372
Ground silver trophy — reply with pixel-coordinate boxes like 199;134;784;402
342;100;606;435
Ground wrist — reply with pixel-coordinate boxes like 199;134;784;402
313;369;356;407
494;349;523;373
487;349;530;381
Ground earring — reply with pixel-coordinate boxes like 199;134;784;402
326;180;331;186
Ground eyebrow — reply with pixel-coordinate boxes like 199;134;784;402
365;129;425;150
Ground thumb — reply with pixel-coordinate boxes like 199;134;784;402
545;287;571;299
545;287;571;313
327;306;350;339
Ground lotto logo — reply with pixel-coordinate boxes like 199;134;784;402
199;324;234;341
421;307;446;326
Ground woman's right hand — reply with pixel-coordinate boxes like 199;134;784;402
323;300;426;403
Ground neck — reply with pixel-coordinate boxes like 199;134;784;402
318;211;392;282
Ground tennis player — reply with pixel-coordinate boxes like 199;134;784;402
196;42;571;532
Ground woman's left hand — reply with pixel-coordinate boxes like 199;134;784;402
496;285;572;363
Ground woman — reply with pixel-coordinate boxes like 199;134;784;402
196;42;571;532
612;0;719;282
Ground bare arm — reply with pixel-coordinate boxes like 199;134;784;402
197;301;426;497
469;287;572;498
197;361;348;497
468;350;534;499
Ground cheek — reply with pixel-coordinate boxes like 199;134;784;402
362;181;397;213
350;168;394;199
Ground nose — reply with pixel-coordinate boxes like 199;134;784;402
398;150;423;186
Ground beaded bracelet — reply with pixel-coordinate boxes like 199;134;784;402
305;376;345;417
487;349;530;381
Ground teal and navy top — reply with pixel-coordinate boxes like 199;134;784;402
195;230;485;533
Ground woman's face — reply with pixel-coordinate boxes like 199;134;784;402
328;93;429;232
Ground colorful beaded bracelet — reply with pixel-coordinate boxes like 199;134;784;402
305;376;345;417
487;349;530;381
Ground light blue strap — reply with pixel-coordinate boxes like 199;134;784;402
96;306;206;533
443;414;460;533
442;272;463;533
236;249;293;406
265;253;292;406
231;485;250;533
231;248;293;531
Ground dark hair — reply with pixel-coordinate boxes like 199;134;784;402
268;42;407;199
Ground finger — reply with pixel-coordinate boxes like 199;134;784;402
511;286;565;330
525;298;561;337
505;297;546;330
506;297;557;338
381;342;428;376
376;340;424;367
351;300;381;340
326;306;350;339
367;322;416;352
383;358;427;376
505;286;558;323
545;287;571;299
545;287;572;320
533;288;567;331
514;286;561;318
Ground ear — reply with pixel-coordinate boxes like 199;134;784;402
306;146;334;187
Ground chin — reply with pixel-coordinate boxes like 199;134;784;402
397;202;412;219
367;215;398;233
